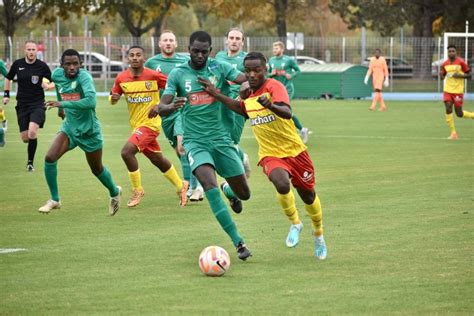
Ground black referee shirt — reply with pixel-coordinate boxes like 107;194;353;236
6;58;52;106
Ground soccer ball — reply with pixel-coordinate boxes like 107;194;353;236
198;246;231;277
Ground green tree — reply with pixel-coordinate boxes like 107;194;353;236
0;0;37;58
329;0;474;78
95;0;189;45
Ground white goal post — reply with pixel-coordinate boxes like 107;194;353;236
443;21;474;92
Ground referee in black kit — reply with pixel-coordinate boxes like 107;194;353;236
3;40;53;172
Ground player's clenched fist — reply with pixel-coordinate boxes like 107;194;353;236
239;81;250;99
257;95;271;108
110;93;121;104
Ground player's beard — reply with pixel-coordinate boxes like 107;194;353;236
229;45;240;53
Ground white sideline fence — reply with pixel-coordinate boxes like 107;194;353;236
1;32;473;94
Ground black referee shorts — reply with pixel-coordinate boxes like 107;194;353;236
15;103;46;132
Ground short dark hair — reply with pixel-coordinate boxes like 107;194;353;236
244;52;267;66
127;45;144;54
189;31;212;46
61;49;81;64
375;48;381;52
447;44;456;50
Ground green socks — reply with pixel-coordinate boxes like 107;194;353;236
179;154;191;182
96;167;119;197
292;115;303;130
44;161;60;202
221;182;236;200
205;187;243;246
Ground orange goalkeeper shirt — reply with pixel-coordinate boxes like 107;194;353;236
441;57;470;94
241;78;307;162
111;68;167;132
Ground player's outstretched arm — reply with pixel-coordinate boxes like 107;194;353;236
197;76;245;116
59;75;96;110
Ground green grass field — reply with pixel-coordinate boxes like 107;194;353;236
1;98;473;314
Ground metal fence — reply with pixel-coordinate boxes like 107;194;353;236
1;33;473;93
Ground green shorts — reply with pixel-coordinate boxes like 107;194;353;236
221;103;246;145
184;139;244;178
231;115;246;145
161;111;183;148
60;124;103;153
234;144;245;162
285;83;295;100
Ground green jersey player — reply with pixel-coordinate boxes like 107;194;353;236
268;41;309;143
214;28;251;179
39;49;121;215
145;30;204;202
149;31;252;261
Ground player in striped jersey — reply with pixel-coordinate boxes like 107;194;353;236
199;52;327;260
110;46;188;207
440;45;473;140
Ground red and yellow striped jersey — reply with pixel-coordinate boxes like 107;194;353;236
241;78;306;161
441;57;470;94
111;68;167;132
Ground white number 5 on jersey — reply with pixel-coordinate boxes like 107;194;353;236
185;80;192;92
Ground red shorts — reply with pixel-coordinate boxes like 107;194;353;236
128;126;161;154
443;92;464;107
259;150;315;191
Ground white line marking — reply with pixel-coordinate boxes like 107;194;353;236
39;133;472;141
0;248;28;254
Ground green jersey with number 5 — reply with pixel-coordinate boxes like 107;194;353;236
163;58;240;143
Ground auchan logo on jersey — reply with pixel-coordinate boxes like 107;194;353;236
250;113;276;126
188;91;217;106
127;95;152;103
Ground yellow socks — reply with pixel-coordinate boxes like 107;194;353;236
128;169;143;192
163;165;183;192
462;111;474;119
0;108;5;121
276;191;300;225
304;195;324;237
445;113;456;134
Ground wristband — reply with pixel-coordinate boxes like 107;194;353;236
4;90;9;98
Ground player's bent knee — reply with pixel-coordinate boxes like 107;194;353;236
90;165;103;176
44;154;57;163
301;193;316;205
273;180;291;195
237;188;251;201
